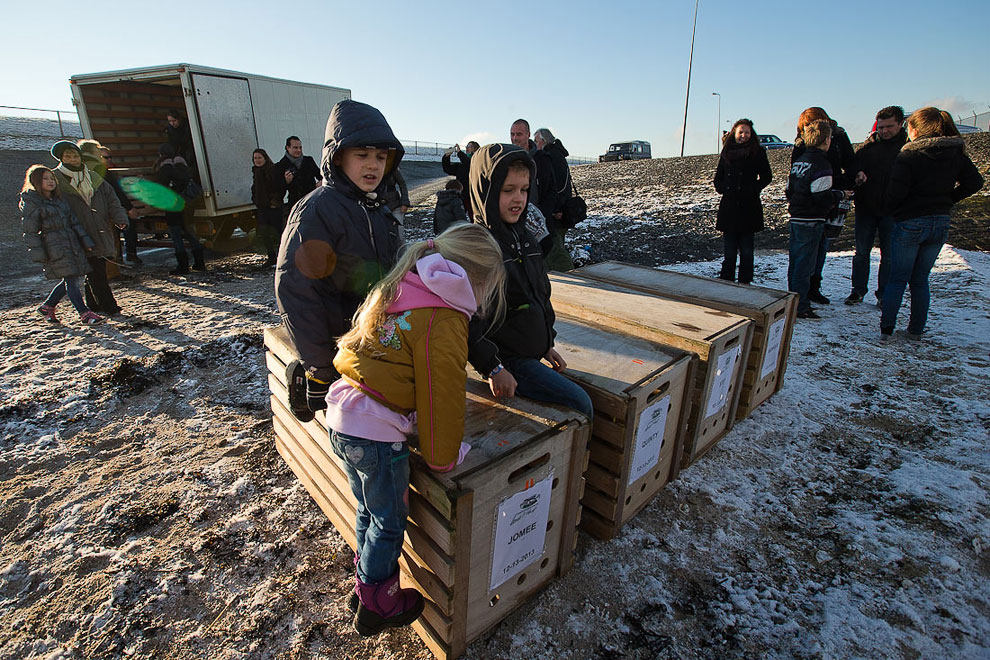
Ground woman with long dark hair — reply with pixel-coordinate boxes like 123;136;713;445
713;118;772;284
880;107;983;340
791;107;864;303
20;165;104;325
252;148;285;266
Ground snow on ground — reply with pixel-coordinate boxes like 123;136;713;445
0;235;987;658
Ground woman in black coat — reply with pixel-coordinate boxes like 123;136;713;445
252;148;285;266
713;118;772;284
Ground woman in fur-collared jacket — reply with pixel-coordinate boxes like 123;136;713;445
879;107;984;339
714;118;772;284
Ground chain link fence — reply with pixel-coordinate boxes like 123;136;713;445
957;110;989;132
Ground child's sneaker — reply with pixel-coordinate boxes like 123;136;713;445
38;304;59;324
79;311;105;325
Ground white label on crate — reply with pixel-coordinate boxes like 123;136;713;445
628;395;671;486
490;471;554;591
760;318;787;379
704;345;742;419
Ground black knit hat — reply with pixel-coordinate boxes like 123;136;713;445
51;140;81;160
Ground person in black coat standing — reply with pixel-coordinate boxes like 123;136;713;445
274;136;321;210
442;141;479;217
252;148;285;267
713;118;772;284
791;107;865;304
845;106;907;305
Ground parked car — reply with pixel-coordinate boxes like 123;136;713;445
599;140;651;162
759;134;792;149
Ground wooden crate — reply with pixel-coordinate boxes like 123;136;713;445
264;327;590;660
574;261;798;420
549;273;753;469
553;315;696;539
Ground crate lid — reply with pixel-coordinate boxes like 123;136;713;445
423;376;583;486
577;261;790;309
549;272;749;343
554;315;685;395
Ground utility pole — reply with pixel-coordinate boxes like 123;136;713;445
712;92;721;153
680;0;700;157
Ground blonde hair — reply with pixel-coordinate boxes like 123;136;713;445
802;119;832;149
338;222;506;353
77;138;105;156
908;107;960;139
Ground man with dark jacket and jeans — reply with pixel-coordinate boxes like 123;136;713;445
845;106;907;305
274;136;322;209
274;101;404;421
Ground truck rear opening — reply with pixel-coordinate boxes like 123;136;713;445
73;77;183;168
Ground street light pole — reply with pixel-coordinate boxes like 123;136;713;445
712;92;721;153
680;0;700;157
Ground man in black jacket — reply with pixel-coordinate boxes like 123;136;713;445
510;119;557;221
845;106;907;305
441;141;478;216
274;136;322;209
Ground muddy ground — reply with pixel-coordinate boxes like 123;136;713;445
1;137;987;660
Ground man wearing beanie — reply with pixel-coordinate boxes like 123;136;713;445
51;140;128;315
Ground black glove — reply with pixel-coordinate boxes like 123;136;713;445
305;373;331;413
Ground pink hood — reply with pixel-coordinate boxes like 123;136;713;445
386;253;476;319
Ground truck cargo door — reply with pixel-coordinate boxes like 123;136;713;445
191;74;258;211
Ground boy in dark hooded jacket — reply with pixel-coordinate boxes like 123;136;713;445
466;143;593;420
275;100;405;421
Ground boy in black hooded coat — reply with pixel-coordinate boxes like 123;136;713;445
466;143;593;419
275;100;404;419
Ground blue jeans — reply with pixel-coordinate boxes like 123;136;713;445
788;221;825;313
503;355;594;420
720;231;755;283
852;210;894;297
329;430;410;584
44;276;87;313
880;216;949;334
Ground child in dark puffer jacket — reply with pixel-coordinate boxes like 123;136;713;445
432;179;467;235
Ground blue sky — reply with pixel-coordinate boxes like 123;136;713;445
2;0;988;159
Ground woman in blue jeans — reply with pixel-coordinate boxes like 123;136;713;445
881;108;984;339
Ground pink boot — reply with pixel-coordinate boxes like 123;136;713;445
353;571;424;636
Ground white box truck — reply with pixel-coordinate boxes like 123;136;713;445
69;63;350;247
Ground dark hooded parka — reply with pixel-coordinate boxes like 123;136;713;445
467;144;556;377
274;100;405;381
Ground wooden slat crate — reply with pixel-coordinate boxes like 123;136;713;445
549;273;753;469
264;327;590;660
574;261;798;420
553;315;695;539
